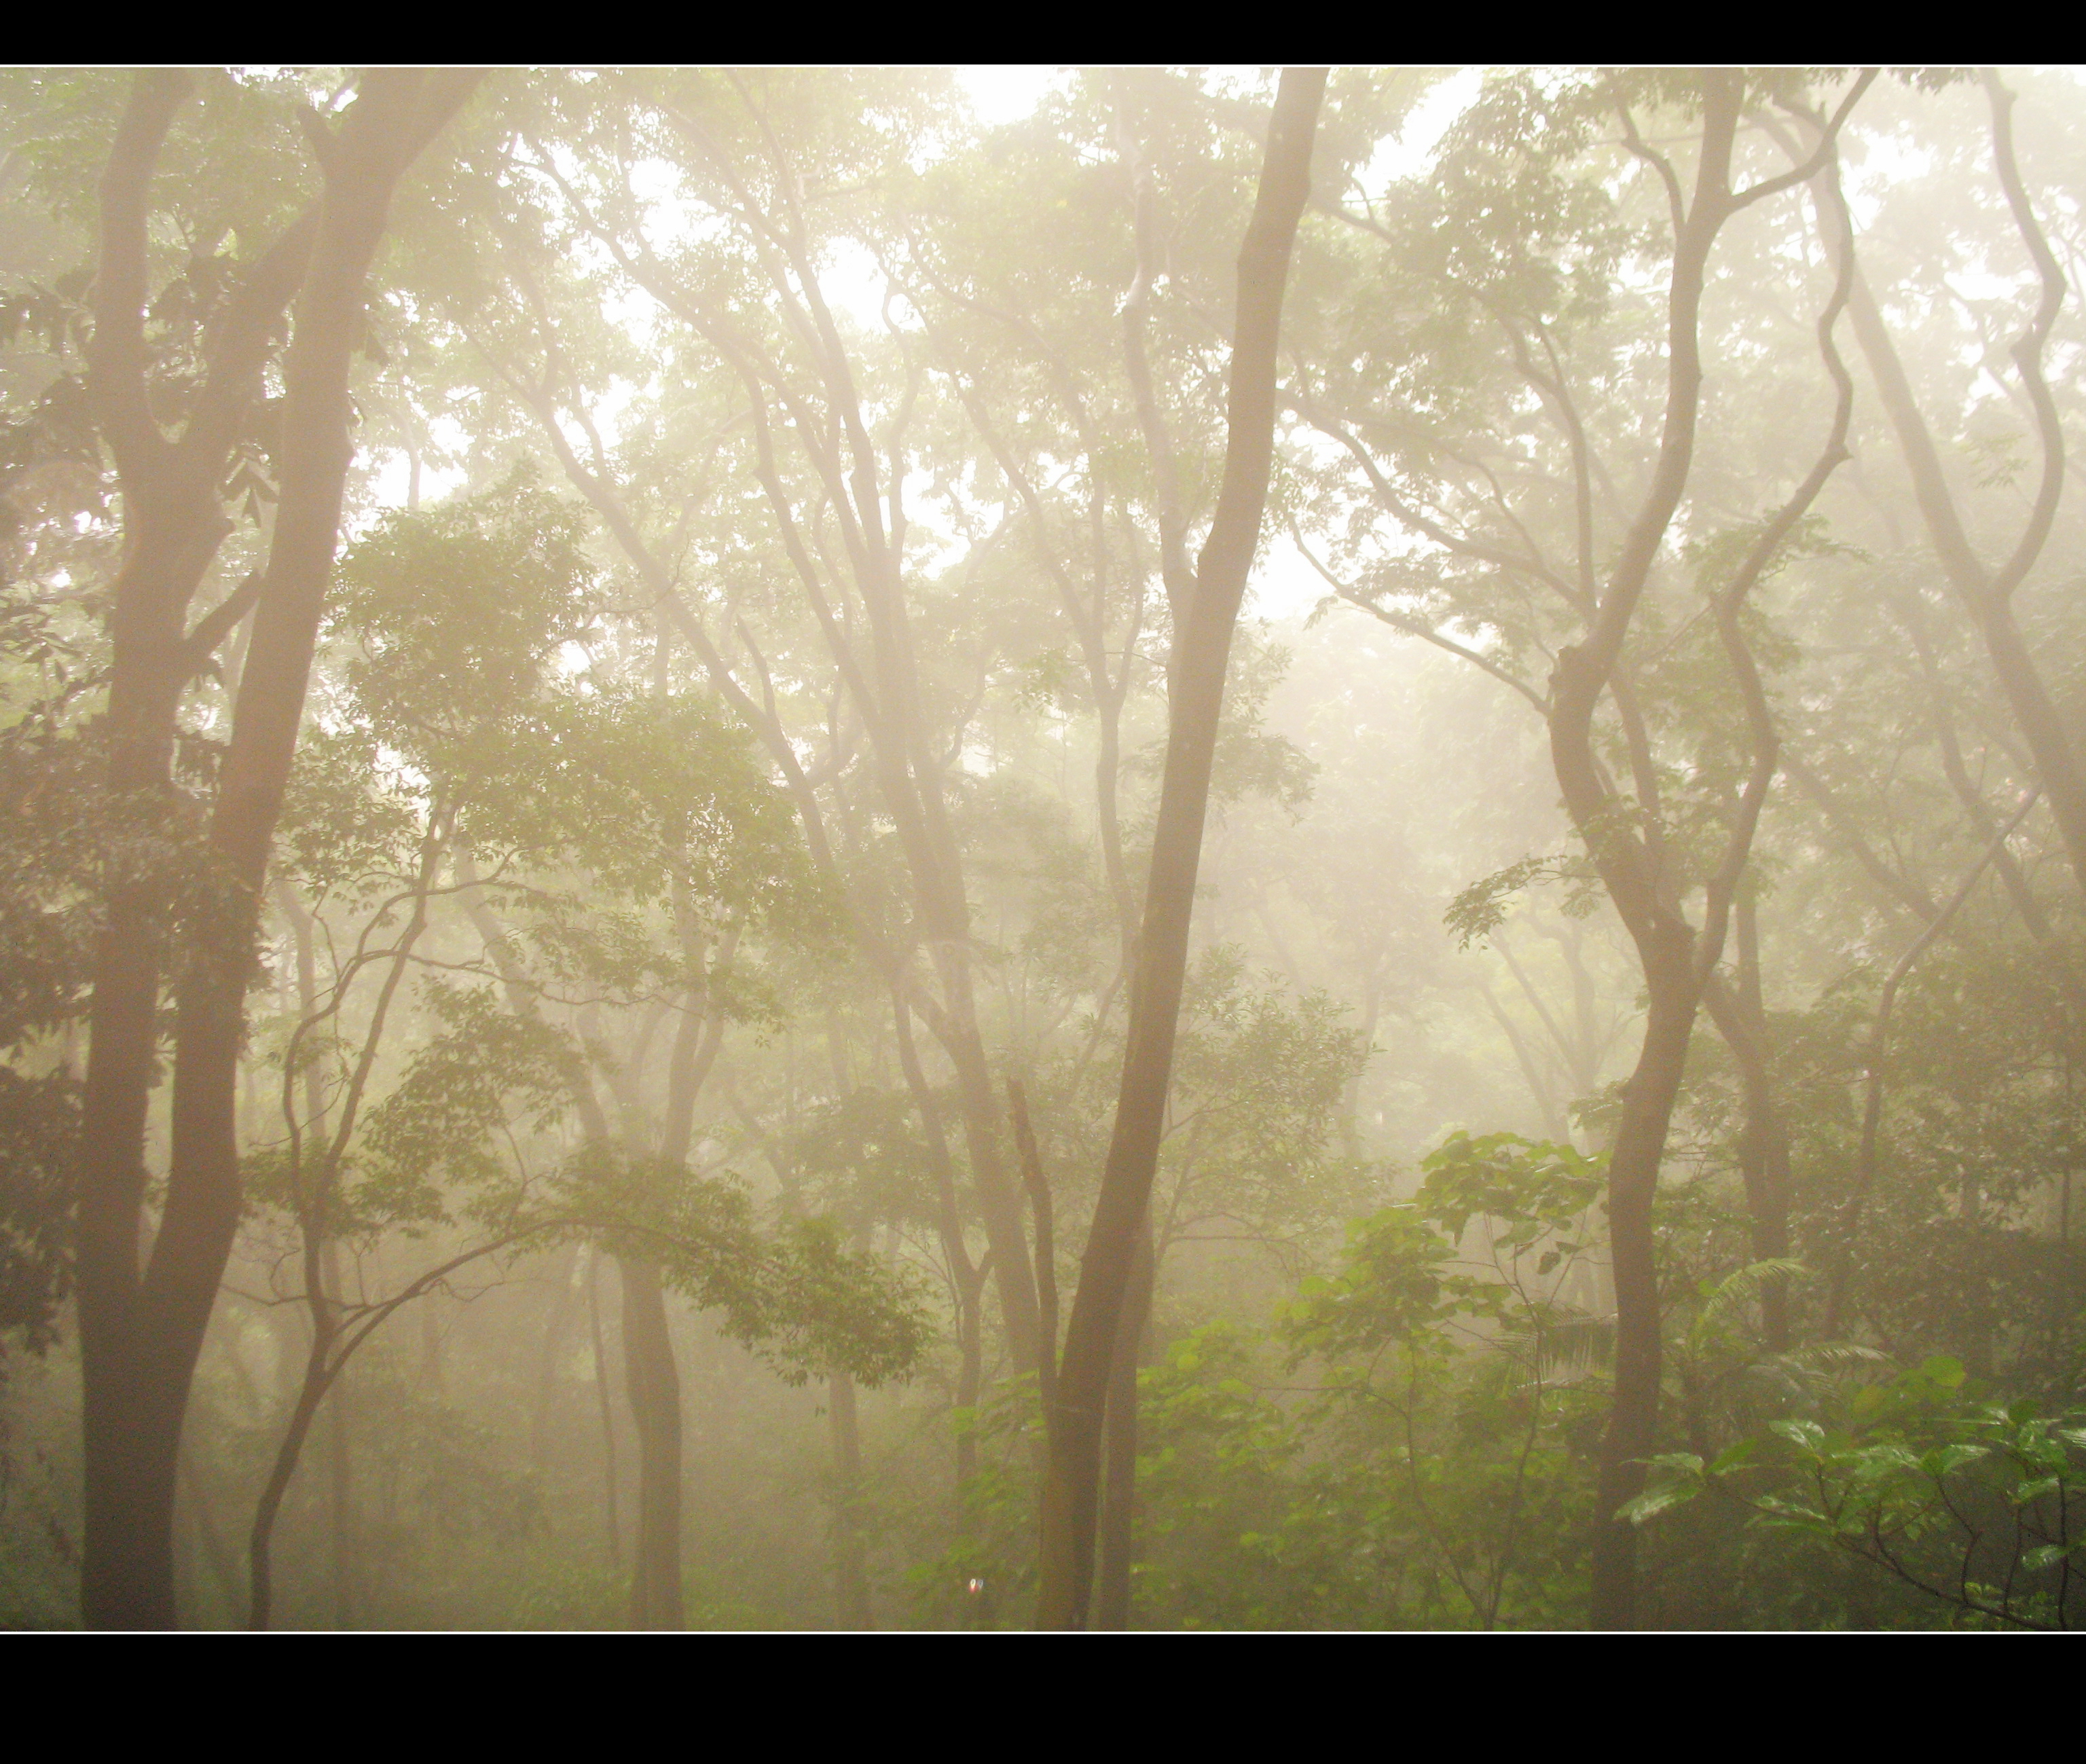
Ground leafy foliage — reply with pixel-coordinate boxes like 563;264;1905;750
1629;1356;2086;1630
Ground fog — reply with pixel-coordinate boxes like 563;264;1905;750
3;66;2083;1630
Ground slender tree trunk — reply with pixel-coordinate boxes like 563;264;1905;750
613;945;731;1630
1008;1077;1057;1403
246;1311;335;1631
1038;69;1323;1629
828;1370;873;1629
587;1247;623;1567
619;1254;684;1629
1094;1215;1153;1630
322;1238;356;1627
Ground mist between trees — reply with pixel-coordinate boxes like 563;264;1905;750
3;66;2085;1632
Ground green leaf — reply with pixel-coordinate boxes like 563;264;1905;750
1620;1484;1696;1524
1708;1439;1757;1475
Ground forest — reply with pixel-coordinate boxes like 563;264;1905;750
2;65;2084;1632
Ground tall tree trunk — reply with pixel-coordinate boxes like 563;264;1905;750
1562;73;1869;1625
616;942;733;1630
828;1370;874;1629
587;1246;623;1567
79;69;477;1629
617;925;735;1631
1576;941;1698;1630
619;1253;684;1629
1038;68;1324;1629
322;1237;356;1627
1558;115;1725;1620
75;73;312;1630
1093;1215;1153;1630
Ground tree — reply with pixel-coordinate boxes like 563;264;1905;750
1038;66;1325;1629
1287;68;1875;1624
73;68;478;1628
